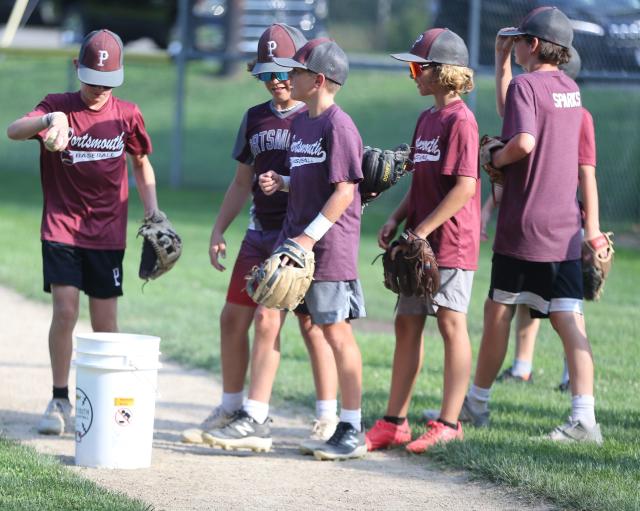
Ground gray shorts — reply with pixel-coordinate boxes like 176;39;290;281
304;280;366;325
396;268;475;317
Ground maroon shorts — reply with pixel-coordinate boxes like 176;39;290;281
226;229;280;307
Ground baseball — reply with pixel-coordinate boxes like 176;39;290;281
44;128;61;152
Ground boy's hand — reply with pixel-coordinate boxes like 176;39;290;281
496;28;516;59
43;112;70;152
378;218;398;249
209;231;227;271
259;170;284;195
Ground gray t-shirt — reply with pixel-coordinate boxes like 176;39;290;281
280;104;363;281
495;70;583;262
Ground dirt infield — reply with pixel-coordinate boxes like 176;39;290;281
0;286;551;510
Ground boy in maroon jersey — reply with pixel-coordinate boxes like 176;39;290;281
6;30;163;435
181;24;340;451
366;28;481;454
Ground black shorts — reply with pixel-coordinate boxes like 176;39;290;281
42;240;124;299
488;253;583;318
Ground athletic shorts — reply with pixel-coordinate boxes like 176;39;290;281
396;268;475;317
42;240;124;299
304;280;366;325
226;229;280;307
489;253;583;318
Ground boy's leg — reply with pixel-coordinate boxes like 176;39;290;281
220;302;254;395
88;296;118;332
321;320;361;413
49;285;80;389
499;304;539;382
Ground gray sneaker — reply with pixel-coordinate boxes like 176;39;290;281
181;405;236;444
547;418;603;445
202;410;272;452
313;421;367;461
423;397;490;427
299;416;339;455
37;398;73;435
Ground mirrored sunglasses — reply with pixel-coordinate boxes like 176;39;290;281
408;62;434;79
257;71;289;82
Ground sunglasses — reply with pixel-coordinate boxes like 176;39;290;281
84;83;113;90
408;62;435;79
257;71;289;82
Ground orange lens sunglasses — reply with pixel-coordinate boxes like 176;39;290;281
409;62;433;79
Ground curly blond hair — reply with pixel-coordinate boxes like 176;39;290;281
434;64;474;94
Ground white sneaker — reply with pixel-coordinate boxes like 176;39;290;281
299;416;339;455
547;417;603;445
37;398;73;435
181;405;236;444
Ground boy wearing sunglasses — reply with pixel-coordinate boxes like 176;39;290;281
183;24;340;452
205;38;367;461
367;28;480;454
464;8;603;444
6;29;162;435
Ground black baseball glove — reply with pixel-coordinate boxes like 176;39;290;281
360;143;411;206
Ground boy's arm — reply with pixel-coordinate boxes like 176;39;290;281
495;30;515;118
378;188;411;249
491;133;535;168
292;181;356;251
7;112;67;141
209;162;254;270
578;164;601;240
130;154;159;217
412;175;477;239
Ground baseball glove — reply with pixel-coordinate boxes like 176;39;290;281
381;229;440;298
137;210;183;281
360;143;411;205
246;238;315;311
479;135;505;185
582;232;614;301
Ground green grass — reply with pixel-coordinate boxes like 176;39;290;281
0;437;149;511
0;53;639;509
0;170;639;510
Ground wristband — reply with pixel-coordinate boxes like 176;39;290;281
42;113;53;129
303;213;333;241
281;175;291;192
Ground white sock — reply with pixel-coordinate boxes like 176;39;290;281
571;394;596;429
467;384;491;415
316;399;338;420
243;399;269;424
561;359;570;385
511;359;532;377
221;392;244;414
339;408;362;431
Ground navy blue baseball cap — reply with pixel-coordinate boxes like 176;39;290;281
499;6;573;49
391;28;469;67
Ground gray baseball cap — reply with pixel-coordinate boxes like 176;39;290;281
560;46;581;80
252;23;308;75
77;29;124;87
391;28;469;67
499;6;573;49
273;38;349;85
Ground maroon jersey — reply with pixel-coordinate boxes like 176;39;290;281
579;108;596;167
27;92;152;250
406;100;481;270
232;101;306;231
495;71;583;262
281;104;363;281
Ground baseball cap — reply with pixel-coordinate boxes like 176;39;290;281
77;29;124;87
560;46;581;80
391;28;469;67
273;38;349;85
499;6;573;49
252;23;308;75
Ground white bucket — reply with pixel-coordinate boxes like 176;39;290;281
74;332;161;469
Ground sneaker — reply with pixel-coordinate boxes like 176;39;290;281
299;416;339;455
37;398;73;435
557;380;570;393
547;418;603;445
365;418;412;451
406;420;464;454
458;396;490;428
202;410;272;452
181;405;236;444
313;421;367;461
496;366;533;383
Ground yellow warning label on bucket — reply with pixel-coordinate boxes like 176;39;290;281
114;398;135;406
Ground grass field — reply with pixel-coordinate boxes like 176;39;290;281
0;53;639;510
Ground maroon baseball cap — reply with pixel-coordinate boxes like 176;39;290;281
77;29;124;87
391;28;469;67
273;38;349;85
252;23;308;75
499;7;573;49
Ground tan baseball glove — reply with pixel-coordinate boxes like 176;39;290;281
246;239;315;310
582;232;614;301
137;210;183;281
479;135;505;185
